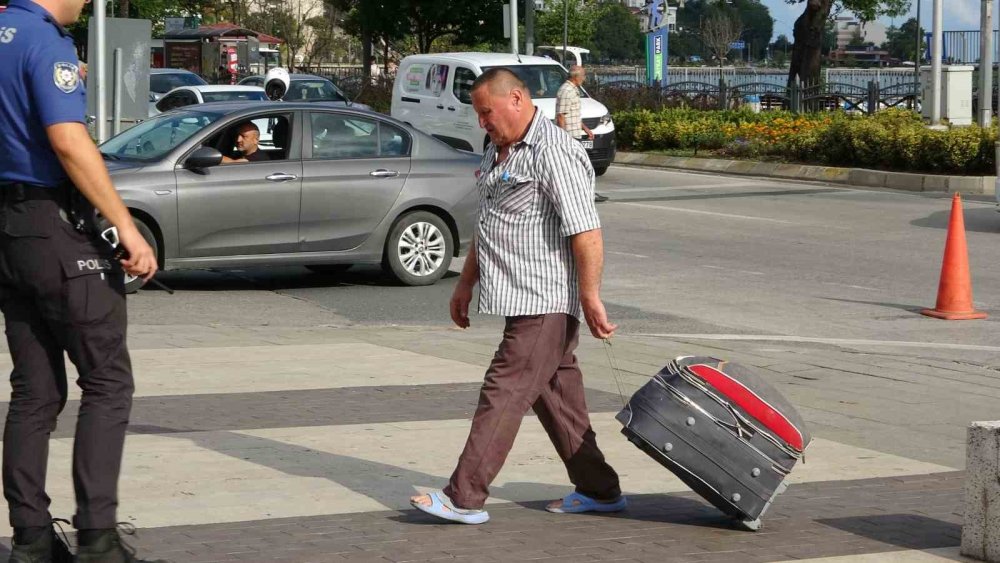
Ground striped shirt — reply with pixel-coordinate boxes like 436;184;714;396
555;81;584;139
475;108;600;319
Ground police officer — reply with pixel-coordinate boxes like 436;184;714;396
0;0;163;561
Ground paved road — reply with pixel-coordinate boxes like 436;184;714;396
0;165;993;561
139;164;1000;346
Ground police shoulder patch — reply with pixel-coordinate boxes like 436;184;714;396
53;62;79;93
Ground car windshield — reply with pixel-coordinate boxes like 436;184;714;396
99;111;225;162
481;64;585;99
201;90;268;103
150;72;208;94
283;79;348;102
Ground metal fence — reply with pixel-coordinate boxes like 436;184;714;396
590;67;920;91
590;77;921;114
941;30;1000;65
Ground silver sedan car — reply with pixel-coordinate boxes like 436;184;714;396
98;101;479;292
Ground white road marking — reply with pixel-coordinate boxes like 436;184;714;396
617;201;802;225
609;251;650;258
629;333;1000;353
823;281;883;291
605;182;759;193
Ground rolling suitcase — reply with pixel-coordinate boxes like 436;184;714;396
615;356;811;530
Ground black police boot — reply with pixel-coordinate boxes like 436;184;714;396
9;521;74;563
74;525;166;563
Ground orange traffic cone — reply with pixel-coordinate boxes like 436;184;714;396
921;193;987;320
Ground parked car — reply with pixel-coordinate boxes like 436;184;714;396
239;73;355;103
149;68;208;101
97;101;478;292
149;85;268;116
391;52;616;175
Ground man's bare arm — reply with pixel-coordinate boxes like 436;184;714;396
571;228;616;338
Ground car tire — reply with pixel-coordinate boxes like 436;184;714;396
594;165;609;177
382;211;453;286
306;264;353;275
98;216;159;295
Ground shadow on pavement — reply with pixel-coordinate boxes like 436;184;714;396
817;513;961;550
911;207;1000;234
139;266;459;293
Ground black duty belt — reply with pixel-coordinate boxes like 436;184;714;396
0;182;66;203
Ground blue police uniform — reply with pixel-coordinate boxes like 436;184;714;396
0;0;136;553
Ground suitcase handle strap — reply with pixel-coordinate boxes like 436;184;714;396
602;338;628;408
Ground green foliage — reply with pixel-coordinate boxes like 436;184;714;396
883;18;925;62
613;107;996;175
534;0;599;50
591;3;643;63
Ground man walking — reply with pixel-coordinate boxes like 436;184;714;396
0;0;163;560
557;65;608;203
410;68;625;524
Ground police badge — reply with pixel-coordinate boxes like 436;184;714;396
53;62;79;93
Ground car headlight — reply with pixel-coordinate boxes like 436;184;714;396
599;113;612;126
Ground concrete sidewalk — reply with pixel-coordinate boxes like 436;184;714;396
0;321;980;562
614;151;997;196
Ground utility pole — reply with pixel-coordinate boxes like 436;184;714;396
95;0;107;142
526;0;535;56
914;0;921;85
930;0;942;125
511;0;520;55
979;0;993;127
563;0;569;65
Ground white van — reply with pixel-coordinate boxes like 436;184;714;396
535;45;591;67
391;52;616;175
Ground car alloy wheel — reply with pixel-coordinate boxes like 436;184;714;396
397;221;446;277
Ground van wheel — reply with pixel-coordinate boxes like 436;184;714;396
382;211;453;286
595;165;609;176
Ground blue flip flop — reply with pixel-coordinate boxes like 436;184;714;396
546;492;628;514
411;491;490;524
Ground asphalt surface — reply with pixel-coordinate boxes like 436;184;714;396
134;165;1000;348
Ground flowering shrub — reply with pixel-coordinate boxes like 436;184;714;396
613;108;996;175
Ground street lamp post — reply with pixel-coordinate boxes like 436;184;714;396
979;0;993;127
930;0;943;125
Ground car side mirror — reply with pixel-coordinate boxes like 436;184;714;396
185;146;223;169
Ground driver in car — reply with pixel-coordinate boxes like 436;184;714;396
222;122;270;163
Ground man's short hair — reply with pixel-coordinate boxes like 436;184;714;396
569;65;585;79
238;122;260;136
471;68;529;98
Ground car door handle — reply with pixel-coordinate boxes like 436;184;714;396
436;104;445;109
369;169;399;178
265;173;298;182
447;106;456;111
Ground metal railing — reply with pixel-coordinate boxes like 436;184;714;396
590;67;920;90
591;77;921;114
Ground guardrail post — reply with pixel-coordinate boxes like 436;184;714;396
867;80;879;115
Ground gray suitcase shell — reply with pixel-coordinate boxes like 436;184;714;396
616;356;811;530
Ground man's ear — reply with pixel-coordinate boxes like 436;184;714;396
511;88;524;109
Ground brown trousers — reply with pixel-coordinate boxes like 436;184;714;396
444;313;621;510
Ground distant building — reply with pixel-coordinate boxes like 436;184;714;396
830;44;894;66
835;16;888;50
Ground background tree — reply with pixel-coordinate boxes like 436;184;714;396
882;17;924;61
730;0;773;61
786;0;908;86
534;0;599;49
700;9;743;69
591;2;643;63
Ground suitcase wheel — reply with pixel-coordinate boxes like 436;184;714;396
735;517;762;532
